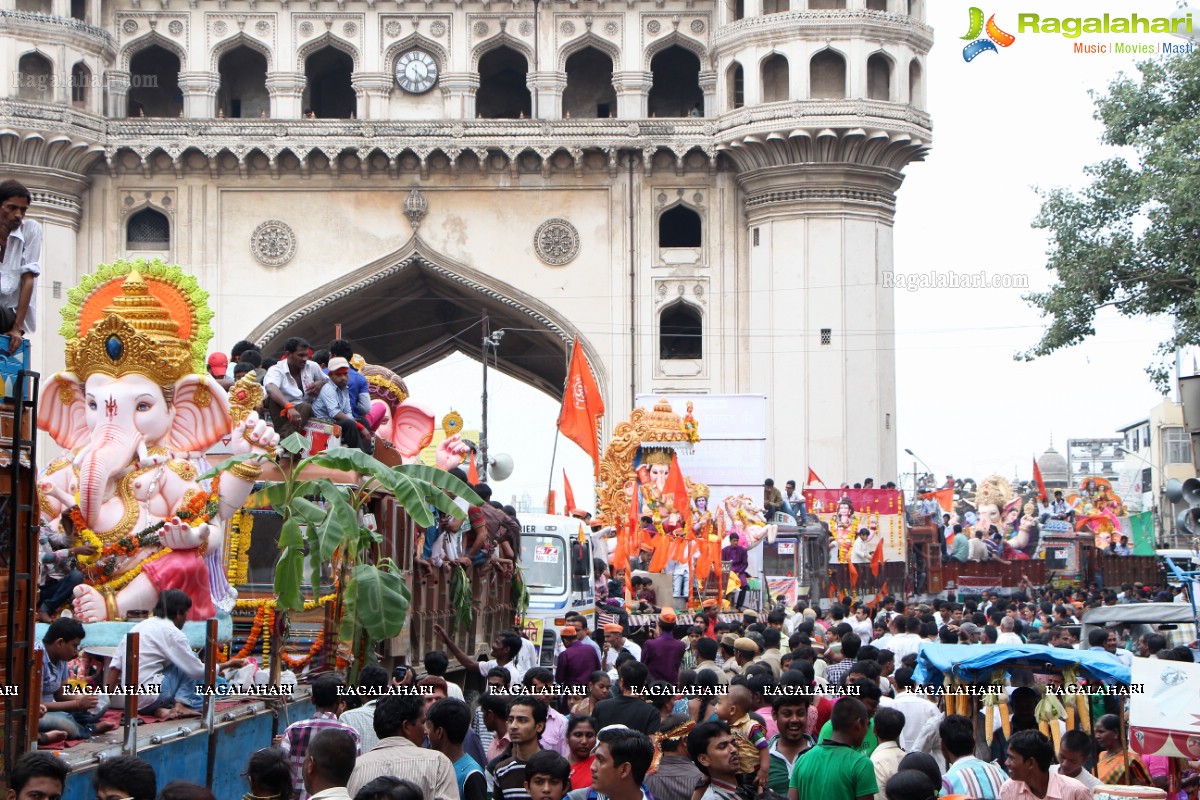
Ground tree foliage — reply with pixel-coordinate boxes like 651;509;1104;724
1021;50;1200;389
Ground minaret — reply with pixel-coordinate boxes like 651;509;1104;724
713;0;933;484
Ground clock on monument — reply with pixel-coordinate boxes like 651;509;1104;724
394;49;439;93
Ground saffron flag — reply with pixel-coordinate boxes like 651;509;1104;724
920;488;955;514
467;453;479;485
557;340;606;477
870;538;885;577
1032;457;1048;502
546;489;556;515
807;468;825;488
626;478;639;598
563;469;577;516
847;561;859;591
664;453;692;529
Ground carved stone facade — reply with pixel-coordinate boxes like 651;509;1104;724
1;0;931;484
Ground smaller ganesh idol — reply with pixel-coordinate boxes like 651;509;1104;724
36;261;280;623
830;497;857;563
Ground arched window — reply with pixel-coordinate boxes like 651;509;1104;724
71;62;90;107
726;62;744;110
648;46;702;118
126;208;170;251
807;0;845;8
909;59;923;107
659;205;702;248
660;302;702;360
17;53;52;101
761;54;789;103
562;47;616;119
734;0;745;20
70;0;85;19
867;53;891;101
866;0;887;11
477;46;531;119
128;45;182;117
218;45;269;118
304;46;354;118
809;50;846;99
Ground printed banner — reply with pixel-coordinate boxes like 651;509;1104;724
521;617;545;656
766;576;798;608
803;489;905;563
1131;656;1200;759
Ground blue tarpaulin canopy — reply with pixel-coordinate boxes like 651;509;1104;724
912;643;1131;685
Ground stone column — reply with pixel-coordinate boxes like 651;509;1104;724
265;72;306;118
351;72;392;119
107;70;131;118
612;70;651;119
440;71;479;118
528;70;566;119
727;132;926;486
698;69;716;116
178;72;219;118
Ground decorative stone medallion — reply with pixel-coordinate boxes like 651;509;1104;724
385;19;401;36
604;20;619;34
168;19;184;34
214;20;228;34
430;20;447;36
251;220;296;267
533;218;580;266
472;20;488;36
690;18;705;33
343;20;357;35
647;19;661;33
518;19;533;35
299;20;314;36
255;20;269;34
122;18;138;33
560;20;575;35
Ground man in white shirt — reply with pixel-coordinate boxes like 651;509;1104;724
106;589;213;718
996;616;1024;645
264;336;327;439
347;695;458;800
783;480;807;523
435;624;526;684
339;665;391;752
850;605;874;647
0;180;40;355
888;616;923;662
303;729;358;800
891;668;939;752
602;623;642;670
968;532;990;562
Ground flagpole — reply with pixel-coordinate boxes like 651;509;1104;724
546;427;561;510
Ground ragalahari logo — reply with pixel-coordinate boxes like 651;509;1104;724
962;7;1016;61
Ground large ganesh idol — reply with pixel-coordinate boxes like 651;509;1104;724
36;262;278;622
359;362;470;469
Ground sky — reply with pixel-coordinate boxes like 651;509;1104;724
409;0;1195;511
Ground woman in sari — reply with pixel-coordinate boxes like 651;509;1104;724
1096;713;1154;786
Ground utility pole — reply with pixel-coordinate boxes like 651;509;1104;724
480;309;489;482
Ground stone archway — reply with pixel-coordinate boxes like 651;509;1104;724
247;238;606;401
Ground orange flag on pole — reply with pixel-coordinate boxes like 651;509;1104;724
563;469;577;515
557;340;606;477
920;488;955;513
1032;457;1048;502
664;453;692;529
546;489;556;515
467;453;479;485
807;468;826;488
870;538;885;577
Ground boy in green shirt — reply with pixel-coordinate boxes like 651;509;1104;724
817;678;881;756
790;696;877;800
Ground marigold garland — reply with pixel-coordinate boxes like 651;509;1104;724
280;633;326;669
226;509;253;585
92;547;173;591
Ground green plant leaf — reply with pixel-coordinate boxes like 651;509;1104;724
371;465;482;527
199;453;267;481
290;496;330;528
246;483;289;509
278;517;304;549
308;447;389;476
317;494;358;561
280;432;310;455
274;549;304;610
347;562;411;642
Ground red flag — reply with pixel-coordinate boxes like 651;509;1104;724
563;469;577;515
847;561;858;590
546;489;556;515
557;340;606;477
920;488;955;513
806;468;826;488
467;453;479;485
870;538;885;577
664;453;692;529
1032;457;1048;502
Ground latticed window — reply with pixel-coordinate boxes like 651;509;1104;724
126;208;170;250
1167;428;1192;465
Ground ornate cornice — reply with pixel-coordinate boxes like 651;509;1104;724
712;9;933;54
745;186;895;212
0;10;116;55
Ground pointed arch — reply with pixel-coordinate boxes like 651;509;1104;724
908;57;924;108
658;201;703;248
247;237;606;400
760;51;789;103
866;49;894;101
210;31;273;72
725;61;744;110
642;31;709;72
809;46;847;99
17;51;53;102
71;60;91;106
383;33;449;76
471;32;535;71
556;31;621;71
120;30;187;71
295;31;361;72
659;298;703;360
562;45;617;119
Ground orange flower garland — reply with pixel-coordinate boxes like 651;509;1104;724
280;633;326;669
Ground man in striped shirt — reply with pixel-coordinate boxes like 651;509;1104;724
487;696;547;800
346;695;458;800
939;715;1006;800
280;676;362;800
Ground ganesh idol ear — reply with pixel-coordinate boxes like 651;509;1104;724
170;373;232;453
38;373;89;450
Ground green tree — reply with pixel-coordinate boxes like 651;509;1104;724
1021;50;1200;389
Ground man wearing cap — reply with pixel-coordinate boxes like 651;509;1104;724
311;357;368;452
732;637;759;674
601;623;641;672
702;599;721;638
958;623;982;645
641;608;686;683
555;626;601;689
207;352;232;389
720;634;743;678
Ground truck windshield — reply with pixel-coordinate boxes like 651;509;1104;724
521;534;568;594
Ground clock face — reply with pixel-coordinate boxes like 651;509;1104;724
395;49;439;94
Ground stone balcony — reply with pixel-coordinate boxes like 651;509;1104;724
711;8;934;51
0;10;116;55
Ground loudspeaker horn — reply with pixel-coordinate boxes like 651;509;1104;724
489;453;514;482
1185;478;1200;507
1178;507;1200;537
1167;478;1185;504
